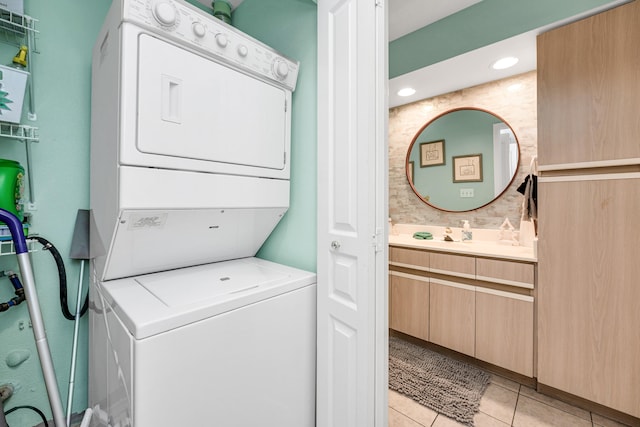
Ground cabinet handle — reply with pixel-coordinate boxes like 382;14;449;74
331;241;341;250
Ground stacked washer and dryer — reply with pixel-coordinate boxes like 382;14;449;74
88;1;316;426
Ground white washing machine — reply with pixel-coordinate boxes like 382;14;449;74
92;259;316;427
88;1;315;426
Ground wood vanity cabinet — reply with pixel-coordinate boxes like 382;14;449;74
388;245;536;377
537;0;640;419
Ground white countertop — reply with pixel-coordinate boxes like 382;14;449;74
389;234;537;262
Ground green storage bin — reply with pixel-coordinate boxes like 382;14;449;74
0;159;25;222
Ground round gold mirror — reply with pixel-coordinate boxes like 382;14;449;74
406;107;520;212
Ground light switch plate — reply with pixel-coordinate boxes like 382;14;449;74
460;188;474;198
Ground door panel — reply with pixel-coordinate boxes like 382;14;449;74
317;0;386;425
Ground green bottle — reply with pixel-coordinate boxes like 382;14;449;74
0;159;24;222
212;1;232;25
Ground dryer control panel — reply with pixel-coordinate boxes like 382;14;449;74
123;0;299;91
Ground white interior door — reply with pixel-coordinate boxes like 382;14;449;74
317;0;388;426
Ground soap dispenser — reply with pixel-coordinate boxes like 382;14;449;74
461;220;472;242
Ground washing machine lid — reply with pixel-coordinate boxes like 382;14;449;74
98;257;316;339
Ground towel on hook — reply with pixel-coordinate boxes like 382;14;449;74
517;156;538;221
516;174;537;220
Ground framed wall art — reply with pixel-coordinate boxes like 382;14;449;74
453;154;483;182
419;140;445;167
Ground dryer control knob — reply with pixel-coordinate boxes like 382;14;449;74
216;33;228;48
192;22;206;38
152;1;177;26
237;44;248;57
273;59;289;80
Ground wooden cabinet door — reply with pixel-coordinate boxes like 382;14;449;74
429;279;475;357
537;1;640;166
389;272;429;341
475;288;534;377
538;178;640;418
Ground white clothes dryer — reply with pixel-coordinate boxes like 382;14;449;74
91;0;300;281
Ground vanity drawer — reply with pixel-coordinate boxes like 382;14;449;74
476;258;535;289
429;252;475;278
389;246;429;271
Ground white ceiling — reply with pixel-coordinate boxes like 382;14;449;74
388;0;630;108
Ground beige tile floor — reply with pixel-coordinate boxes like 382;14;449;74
389;374;632;427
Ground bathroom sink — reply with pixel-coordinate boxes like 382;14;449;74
388;233;535;261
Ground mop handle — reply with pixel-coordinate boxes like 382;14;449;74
0;209;67;427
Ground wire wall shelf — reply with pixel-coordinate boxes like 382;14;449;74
0;239;37;255
0;123;38;141
0;8;40;207
0;8;38;51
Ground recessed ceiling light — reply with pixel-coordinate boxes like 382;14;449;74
492;56;519;70
397;87;416;97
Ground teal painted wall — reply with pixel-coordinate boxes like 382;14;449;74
233;0;318;274
389;0;622;78
0;1;316;425
0;2;111;426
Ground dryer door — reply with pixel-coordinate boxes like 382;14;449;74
124;34;289;177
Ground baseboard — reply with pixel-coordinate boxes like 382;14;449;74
537;383;640;427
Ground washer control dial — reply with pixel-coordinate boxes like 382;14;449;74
216;33;228;48
237;44;248;57
273;59;289;80
192;22;206;37
152;1;178;26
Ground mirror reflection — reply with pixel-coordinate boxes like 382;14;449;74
406;107;520;212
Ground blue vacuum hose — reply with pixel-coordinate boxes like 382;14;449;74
0;208;27;254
